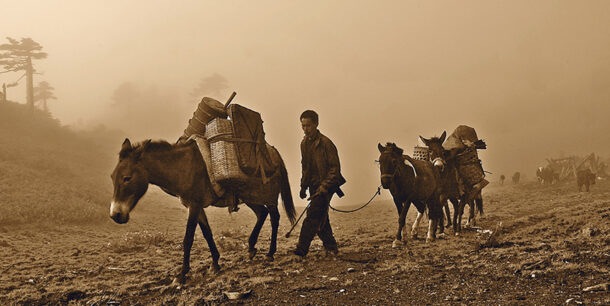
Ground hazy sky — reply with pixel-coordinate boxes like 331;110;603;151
3;1;610;204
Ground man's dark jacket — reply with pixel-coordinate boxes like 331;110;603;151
300;131;346;197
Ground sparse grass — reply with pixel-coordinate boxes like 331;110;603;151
0;102;121;227
107;230;173;253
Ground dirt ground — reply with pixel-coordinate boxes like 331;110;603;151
1;180;609;305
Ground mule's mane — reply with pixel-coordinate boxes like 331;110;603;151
120;139;190;158
384;142;404;155
135;140;173;152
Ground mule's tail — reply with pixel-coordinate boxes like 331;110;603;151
278;154;296;225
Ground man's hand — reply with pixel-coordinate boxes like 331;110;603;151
299;187;307;199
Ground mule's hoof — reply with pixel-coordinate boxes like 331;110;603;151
392;239;403;248
265;254;274;262
248;248;257;260
438;232;446;238
209;263;221;274
172;275;186;286
455;232;460;236
411;233;418;239
426;237;435;243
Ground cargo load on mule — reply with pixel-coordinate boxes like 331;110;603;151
178;97;229;143
205;103;276;185
179;93;283;210
412;145;430;161
445;125;488;192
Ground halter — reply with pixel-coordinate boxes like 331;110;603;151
432;156;446;167
380;151;401;181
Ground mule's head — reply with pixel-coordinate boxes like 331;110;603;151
419;131;446;170
377;142;404;189
109;138;151;224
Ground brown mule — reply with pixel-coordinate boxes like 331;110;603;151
109;139;296;285
377;143;444;247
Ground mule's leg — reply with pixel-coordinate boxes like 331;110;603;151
443;198;452;227
455;195;468;235
426;218;437;243
393;202;409;248
411;208;424;239
246;204;268;260
266;205;280;261
466;202;475;227
452;198;459;234
197;209;220;273
393;198;404;215
173;206;199;285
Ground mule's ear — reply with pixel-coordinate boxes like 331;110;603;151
396;147;404;155
439;131;447;143
419;136;429;146
134;139;152;160
122;138;132;150
378;143;384;153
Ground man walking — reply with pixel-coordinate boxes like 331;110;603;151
293;110;346;258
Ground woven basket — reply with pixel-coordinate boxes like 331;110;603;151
204;118;247;184
182;97;227;138
413;146;430;161
455;147;485;186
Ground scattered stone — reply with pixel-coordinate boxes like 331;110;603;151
393;288;400;294
223;289;252;300
329;277;339;281
339;289;346;293
347;267;356;273
582;283;609;292
581;227;599;237
565;298;583;304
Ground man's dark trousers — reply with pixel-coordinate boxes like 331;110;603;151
295;187;337;256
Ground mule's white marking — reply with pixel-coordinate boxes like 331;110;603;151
403;159;418;177
426;219;434;242
110;200;128;217
411;211;424;235
110;200;118;216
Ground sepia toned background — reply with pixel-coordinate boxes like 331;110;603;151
3;0;610;205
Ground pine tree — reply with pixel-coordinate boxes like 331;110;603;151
0;37;48;108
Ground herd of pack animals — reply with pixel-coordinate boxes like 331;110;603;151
107;99;602;285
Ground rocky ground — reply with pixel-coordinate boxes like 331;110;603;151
1;180;609;305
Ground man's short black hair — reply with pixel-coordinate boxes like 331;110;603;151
300;110;319;124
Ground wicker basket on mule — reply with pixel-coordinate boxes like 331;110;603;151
204;118;248;184
455;147;487;188
181;97;227;140
413;146;430;161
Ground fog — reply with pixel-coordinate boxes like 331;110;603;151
3;1;610;204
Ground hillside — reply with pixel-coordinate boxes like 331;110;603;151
0;102;122;227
